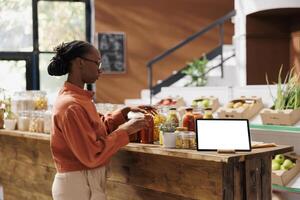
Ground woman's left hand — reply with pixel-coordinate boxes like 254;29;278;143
121;105;157;119
131;105;157;115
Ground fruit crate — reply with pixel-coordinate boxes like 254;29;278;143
272;153;300;186
155;96;185;108
191;96;220;113
260;108;300;126
217;96;264;119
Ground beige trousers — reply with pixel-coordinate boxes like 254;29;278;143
52;166;106;200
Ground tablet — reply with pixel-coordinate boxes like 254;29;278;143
195;119;251;151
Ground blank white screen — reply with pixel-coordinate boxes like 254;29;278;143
196;120;251;150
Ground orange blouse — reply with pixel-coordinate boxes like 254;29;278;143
50;82;129;172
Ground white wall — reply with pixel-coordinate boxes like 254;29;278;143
233;0;300;86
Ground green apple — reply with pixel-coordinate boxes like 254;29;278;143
202;99;210;108
280;165;288;171
192;100;197;107
274;154;285;164
272;162;281;170
282;159;294;170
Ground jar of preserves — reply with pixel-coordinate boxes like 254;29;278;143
166;107;179;127
140;114;154;144
153;108;167;142
203;108;213;119
188;131;196;150
175;127;187;149
182;107;195;131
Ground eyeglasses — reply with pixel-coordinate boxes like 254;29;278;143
79;56;102;69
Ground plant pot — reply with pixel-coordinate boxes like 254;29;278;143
162;132;176;148
4;119;17;130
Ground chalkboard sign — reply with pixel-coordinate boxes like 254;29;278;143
98;32;126;74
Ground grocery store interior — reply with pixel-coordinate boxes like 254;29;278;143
1;0;300;200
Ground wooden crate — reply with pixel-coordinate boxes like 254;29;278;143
156;96;185;108
272;153;300;186
260;108;300;126
192;96;220;112
217;96;264;119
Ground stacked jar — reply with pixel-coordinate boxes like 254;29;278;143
29;111;44;133
17;111;30;131
175;127;196;149
11;91;35;114
182;107;195;131
32;91;48;110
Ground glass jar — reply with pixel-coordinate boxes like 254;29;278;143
182;107;195;131
188;131;196;150
32;91;48;110
203;108;213;119
140;114;154;144
153;109;167;142
166;107;179;127
17;111;30;131
11;91;35;114
29;111;44;133
175;127;187;149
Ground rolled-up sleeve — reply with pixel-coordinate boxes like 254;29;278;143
62;105;129;168
100;109;127;133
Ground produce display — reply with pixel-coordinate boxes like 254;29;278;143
192;96;220;112
156;97;185;108
217;96;264;119
271;153;300;186
272;154;296;171
260;67;300;125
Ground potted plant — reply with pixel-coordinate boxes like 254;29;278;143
159;121;177;148
182;56;208;87
3;97;17;130
260;66;300;125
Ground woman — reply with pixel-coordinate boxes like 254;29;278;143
48;40;151;200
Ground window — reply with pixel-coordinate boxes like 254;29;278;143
0;60;26;91
0;0;92;103
0;0;33;51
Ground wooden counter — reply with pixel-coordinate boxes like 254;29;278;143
0;130;293;200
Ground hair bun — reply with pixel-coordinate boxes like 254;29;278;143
47;55;68;76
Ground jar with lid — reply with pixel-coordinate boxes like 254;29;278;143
166;107;179;127
32;91;48;110
175;127;187;149
203;108;213;119
17;111;30;131
11;91;35;114
153;108;167;142
182;107;195;131
187;131;196;149
29;111;44;133
140;114;154;144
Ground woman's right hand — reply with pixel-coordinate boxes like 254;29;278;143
117;118;149;135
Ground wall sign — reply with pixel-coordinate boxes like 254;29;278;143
98;32;126;74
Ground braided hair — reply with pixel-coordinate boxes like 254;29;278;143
47;40;94;76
